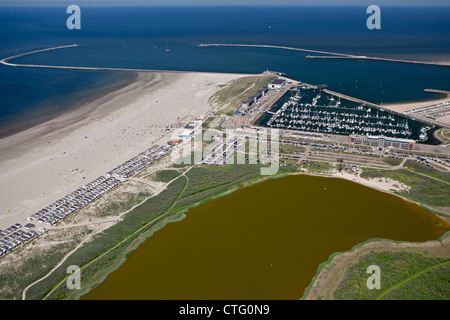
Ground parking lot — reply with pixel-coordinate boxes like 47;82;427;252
0;144;173;259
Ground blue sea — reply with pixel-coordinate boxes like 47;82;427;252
0;6;449;137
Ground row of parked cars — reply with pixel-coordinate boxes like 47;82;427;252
0;223;41;257
202;137;241;166
1;176;123;258
29;176;121;226
428;156;450;168
1;143;175;259
416;156;436;169
107;145;172;179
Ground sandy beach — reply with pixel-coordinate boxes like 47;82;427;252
382;94;450;113
0;71;246;229
381;94;450;127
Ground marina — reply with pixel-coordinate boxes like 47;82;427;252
257;88;437;143
321;88;450;128
1;5;449;302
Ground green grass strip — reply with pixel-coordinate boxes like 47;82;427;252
38;173;190;300
374;260;450;300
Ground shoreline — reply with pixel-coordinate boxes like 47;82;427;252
0;71;247;229
0;72;163;160
382;94;450;127
293;169;450;221
8;157;449;299
301;231;450;300
1;69;448;299
382;94;450;113
74;167;450;300
0;72;138;140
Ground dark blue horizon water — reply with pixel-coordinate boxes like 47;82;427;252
0;6;449;138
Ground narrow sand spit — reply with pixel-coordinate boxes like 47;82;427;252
0;71;246;229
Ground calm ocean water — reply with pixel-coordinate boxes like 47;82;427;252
0;6;449;137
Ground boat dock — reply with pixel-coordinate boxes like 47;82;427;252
321;89;449;129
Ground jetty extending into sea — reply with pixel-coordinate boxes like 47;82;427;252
0;44;243;75
2;44;448;130
199;43;450;67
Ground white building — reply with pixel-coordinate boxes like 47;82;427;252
268;79;286;90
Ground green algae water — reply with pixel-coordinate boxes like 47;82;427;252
83;174;449;300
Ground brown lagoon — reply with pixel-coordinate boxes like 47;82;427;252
83;174;449;299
